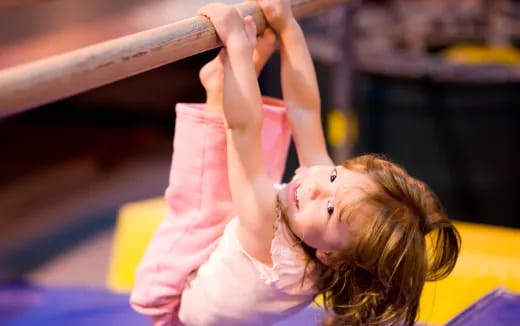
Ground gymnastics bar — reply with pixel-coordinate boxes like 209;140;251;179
0;0;346;117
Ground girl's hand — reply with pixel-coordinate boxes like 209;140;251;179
258;0;295;33
198;3;251;47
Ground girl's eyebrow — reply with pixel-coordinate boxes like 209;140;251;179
331;168;343;220
333;168;353;223
333;167;346;197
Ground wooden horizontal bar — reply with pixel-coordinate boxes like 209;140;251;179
0;0;346;116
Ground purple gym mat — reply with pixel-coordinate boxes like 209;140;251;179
0;282;147;326
1;283;518;326
446;288;520;326
0;282;324;326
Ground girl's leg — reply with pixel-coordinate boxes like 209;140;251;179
130;28;290;326
198;27;290;184
261;96;291;183
131;103;230;326
131;100;290;326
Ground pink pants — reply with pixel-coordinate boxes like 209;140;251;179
130;97;291;326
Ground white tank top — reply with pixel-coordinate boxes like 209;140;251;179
178;212;317;326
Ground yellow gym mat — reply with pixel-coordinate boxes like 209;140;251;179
108;198;520;324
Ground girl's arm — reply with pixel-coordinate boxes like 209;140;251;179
199;4;278;265
260;0;333;167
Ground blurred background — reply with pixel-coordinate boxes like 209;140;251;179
0;0;520;324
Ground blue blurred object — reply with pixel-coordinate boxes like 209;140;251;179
273;304;325;326
447;288;520;326
0;281;325;326
0;282;148;326
2;283;519;326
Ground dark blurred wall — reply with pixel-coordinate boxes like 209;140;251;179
355;74;520;228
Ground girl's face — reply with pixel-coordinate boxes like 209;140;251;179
278;165;374;252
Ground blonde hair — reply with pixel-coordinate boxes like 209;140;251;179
301;154;461;325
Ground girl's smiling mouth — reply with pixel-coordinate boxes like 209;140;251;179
289;183;301;210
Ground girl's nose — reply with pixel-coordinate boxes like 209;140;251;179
309;182;328;200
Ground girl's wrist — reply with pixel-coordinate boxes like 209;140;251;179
223;31;252;51
278;18;300;40
227;37;253;55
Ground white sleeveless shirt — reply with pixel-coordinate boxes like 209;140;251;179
178;207;317;326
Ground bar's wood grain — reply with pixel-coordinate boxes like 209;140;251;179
0;0;346;116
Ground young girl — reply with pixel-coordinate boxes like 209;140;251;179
131;1;461;325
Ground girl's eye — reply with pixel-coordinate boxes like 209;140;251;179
327;202;335;215
330;169;337;183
